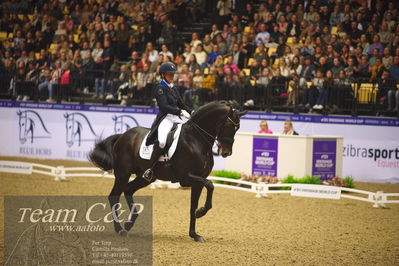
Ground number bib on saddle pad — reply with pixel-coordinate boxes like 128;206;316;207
139;124;183;161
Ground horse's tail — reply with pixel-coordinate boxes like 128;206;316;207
88;134;121;171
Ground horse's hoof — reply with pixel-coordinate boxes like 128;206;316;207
193;235;205;243
195;207;207;218
124;221;135;231
118;229;128;237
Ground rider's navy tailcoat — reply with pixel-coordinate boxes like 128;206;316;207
146;81;193;146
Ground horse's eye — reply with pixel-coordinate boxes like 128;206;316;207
69;125;72;129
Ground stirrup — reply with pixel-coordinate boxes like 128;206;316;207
143;168;154;182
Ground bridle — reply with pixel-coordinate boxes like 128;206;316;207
188;110;240;148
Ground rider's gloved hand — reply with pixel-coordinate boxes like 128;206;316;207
181;109;191;119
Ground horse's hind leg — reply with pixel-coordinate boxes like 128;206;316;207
123;175;149;231
109;170;130;236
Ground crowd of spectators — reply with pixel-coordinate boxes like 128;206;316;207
0;0;398;113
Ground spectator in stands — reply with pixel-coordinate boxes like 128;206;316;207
368;35;384;56
286;74;299;106
136;63;153;102
202;67;217;98
389;56;399;79
210;24;221;41
240;35;254;61
38;68;52;100
253;42;268;63
382;47;393;69
379;70;398;112
145;42;159;63
60;62;71;101
356;55;370;78
213;55;224;69
127;51;140;68
231;43;245;70
215;34;227;55
208;45;222;65
48;60;62;102
107;65;129;100
182;43;192;64
370;57;385;79
178;64;193;89
136;52;151;71
135;26;151;52
258;120;273;134
159;44;174;61
190;32;202;53
255;23;270;46
282;119;298;135
216;0;232;29
223;55;239;75
331;58;344;78
188;54;201;73
193;44;207;67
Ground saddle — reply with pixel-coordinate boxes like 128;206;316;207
139;123;182;162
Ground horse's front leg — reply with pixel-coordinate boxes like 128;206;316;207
189;183;205;242
188;174;214;218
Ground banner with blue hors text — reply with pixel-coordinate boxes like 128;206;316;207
0;101;398;182
252;137;278;176
4;196;152;266
312;139;337;180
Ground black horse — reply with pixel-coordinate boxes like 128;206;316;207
89;101;246;242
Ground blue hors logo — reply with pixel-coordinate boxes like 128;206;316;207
64;112;99;147
112;115;139;134
17;110;51;144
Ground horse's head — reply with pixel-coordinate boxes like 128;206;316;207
216;108;247;158
64;113;74;147
17;111;28;144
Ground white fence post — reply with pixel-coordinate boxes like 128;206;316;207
373;191;387;208
254;182;268;198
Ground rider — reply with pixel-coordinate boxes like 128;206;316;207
143;62;193;180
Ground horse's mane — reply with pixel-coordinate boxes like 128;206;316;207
190;101;232;121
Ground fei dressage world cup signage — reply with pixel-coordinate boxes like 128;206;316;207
312;139;337;180
252;137;278;176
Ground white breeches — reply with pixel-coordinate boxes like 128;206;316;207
158;114;187;148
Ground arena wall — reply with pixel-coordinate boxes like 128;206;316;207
0;101;398;183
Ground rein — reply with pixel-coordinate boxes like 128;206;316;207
188;113;240;148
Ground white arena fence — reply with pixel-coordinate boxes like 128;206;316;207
1;160;398;208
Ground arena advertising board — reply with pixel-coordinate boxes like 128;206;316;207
0;160;32;174
252;137;278;176
312;139;337;180
290;184;341;199
3;196;152;265
0;101;398;182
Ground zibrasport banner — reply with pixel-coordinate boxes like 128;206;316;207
0;101;398;182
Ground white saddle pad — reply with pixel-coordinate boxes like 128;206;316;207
139;124;183;161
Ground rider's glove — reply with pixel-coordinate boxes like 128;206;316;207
181;109;191;119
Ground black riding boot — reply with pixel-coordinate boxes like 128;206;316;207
143;142;164;182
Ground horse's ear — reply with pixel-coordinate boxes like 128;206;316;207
17;110;21;116
112;115;116;121
64;113;68;118
238;110;247;117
